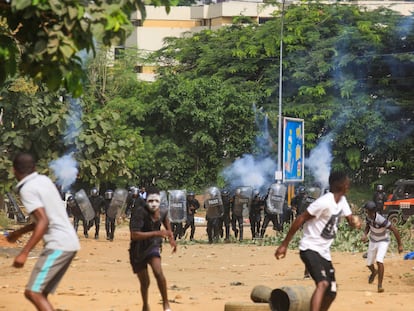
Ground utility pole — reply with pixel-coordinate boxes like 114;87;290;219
276;0;286;182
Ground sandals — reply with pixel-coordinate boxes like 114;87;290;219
368;270;377;284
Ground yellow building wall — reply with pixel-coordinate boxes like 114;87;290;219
211;16;234;27
142;66;156;74
143;20;200;28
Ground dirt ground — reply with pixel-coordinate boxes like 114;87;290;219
0;219;413;311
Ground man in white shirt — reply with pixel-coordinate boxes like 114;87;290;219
275;171;361;311
7;153;80;311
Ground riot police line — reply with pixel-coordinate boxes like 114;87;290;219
60;182;326;243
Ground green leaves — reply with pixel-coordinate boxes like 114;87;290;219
1;0;175;95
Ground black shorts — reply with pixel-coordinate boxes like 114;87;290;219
129;244;161;273
300;249;337;295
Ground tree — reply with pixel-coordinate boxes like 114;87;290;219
0;0;177;96
137;74;258;189
151;2;414;184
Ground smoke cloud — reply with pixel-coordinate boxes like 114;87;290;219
49;97;82;192
221;107;277;194
49;154;78;192
305;135;333;189
221;154;277;194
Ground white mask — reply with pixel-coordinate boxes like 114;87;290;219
147;194;161;212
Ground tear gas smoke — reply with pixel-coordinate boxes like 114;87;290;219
221;107;277;194
221;154;277;194
49;98;82;192
49;154;78;192
305;136;333;189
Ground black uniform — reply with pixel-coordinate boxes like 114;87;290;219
183;194;200;241
249;194;263;239
373;185;387;215
221;191;231;242
260;192;282;237
231;195;244;241
89;191;106;239
104;189;116;241
68;196;89;238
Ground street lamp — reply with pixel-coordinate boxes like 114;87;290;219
276;0;286;182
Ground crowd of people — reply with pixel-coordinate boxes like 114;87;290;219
5;152;404;311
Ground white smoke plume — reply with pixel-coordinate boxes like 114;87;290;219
49;97;82;192
305;136;333;189
221;154;277;194
49;154;78;192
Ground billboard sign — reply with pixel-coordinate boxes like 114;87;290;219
283;117;304;182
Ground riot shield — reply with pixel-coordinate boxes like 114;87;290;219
168;190;187;223
74;189;95;221
5;192;28;223
307;186;322;200
233;186;253;218
204;186;224;219
107;188;128;219
266;183;287;215
159;190;168;213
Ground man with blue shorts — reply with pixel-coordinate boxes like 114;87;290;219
8;153;80;311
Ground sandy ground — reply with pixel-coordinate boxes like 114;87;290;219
0;219;413;311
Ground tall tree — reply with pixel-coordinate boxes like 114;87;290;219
152;3;414;184
0;0;177;96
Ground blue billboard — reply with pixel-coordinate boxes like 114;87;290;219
283;117;304;182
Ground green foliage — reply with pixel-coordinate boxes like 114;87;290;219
0;0;176;95
154;2;414;186
138;75;257;189
0;210;12;229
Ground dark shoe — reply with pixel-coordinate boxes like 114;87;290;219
304;273;311;279
362;252;368;259
95;234;99;240
84;234;88;238
368;270;378;284
234;229;239;239
378;286;384;293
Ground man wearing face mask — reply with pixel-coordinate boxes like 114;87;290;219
129;187;177;311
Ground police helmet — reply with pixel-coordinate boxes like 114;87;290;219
253;189;260;196
105;189;114;200
376;184;384;191
298;186;306;195
131;187;139;198
90;187;99;197
221;189;229;196
363;201;377;211
187;191;195;197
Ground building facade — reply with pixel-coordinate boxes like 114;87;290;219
120;0;414;81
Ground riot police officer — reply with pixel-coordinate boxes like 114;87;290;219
249;190;263;239
291;186;308;218
260;188;282;237
88;187;106;239
183;191;200;241
67;195;89;238
126;186;140;219
231;188;244;241
104;189;116;241
373;184;387;215
221;189;232;242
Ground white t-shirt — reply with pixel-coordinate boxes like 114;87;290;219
17;172;80;252
299;192;352;261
